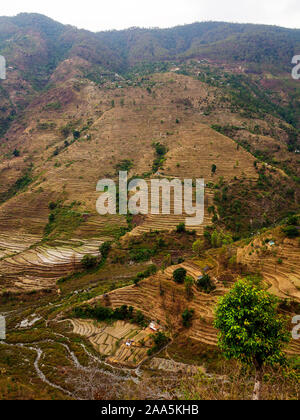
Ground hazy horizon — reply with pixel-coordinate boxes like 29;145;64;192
1;0;300;32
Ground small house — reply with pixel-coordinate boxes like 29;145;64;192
149;322;159;332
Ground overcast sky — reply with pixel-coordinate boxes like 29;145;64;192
1;0;300;31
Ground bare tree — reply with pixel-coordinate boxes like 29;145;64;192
66;363;122;400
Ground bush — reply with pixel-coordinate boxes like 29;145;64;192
129;248;154;262
13;148;20;157
148;332;169;356
282;226;299;238
99;241;112;259
196;274;216;294
185;276;194;300
48;201;58;211
81;255;98;269
173;267;187;284
287;215;298;226
133;265;157;286
73;130;81;140
73;304;146;326
176;222;186;233
182;309;194;327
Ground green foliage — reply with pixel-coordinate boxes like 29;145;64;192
210;230;233;248
99;241;112;259
129;247;155;262
0;166;33;205
81;255;98;269
185;276;194;300
192;239;204;256
73;130;81;140
214;279;290;368
12;149;20;157
282;226;299;238
152;142;168;172
176;222;186;233
115;159;133;172
73;304;146;326
60;122;78;138
48;201;58;210
44;101;61;110
196;274;216;294
147;332;169;356
173;267;187;284
182;309;195;327
44;203;83;240
133;264;157;286
287;215;299;226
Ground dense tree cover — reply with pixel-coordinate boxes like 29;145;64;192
73;304;147;327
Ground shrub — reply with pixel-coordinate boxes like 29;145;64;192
185;276;194;300
182;309;194;327
13;148;20;157
287;215;298;226
73;130;81;140
173;267;187;284
196;274;216;294
73;304;146;326
176;222;186;233
282;226;299;238
133;265;157;286
192;239;204;257
48;201;58;211
129;248;154;262
147;332;169;355
115;159;133;172
99;241;112;259
81;255;98;269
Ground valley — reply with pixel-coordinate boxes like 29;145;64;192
0;13;299;400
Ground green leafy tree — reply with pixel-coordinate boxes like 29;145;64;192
173;267;187;284
214;280;290;400
176;222;186;233
182;309;194;327
185;276;194;300
81;255;98;269
282;226;299;238
196;274;216;294
162;254;172;270
73;130;81;140
99;241;112;259
211;164;217;175
192;239;204;257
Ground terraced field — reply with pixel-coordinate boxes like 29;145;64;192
69;319;154;367
89;259;300;356
237;232;300;301
0;239;103;292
